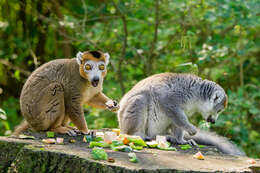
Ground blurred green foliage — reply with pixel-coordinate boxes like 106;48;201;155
0;0;259;158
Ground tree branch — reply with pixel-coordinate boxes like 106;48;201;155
0;59;30;76
146;0;160;76
112;0;128;94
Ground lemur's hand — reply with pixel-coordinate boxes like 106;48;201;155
105;100;120;112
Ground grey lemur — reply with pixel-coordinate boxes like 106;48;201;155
118;73;245;156
13;50;119;137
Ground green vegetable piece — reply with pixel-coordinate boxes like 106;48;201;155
46;131;55;138
93;136;103;142
86;135;93;143
198;145;206;148
128;152;138;163
179;144;192;150
91;147;108;160
146;141;158;148
111;145;132;152
158;146;177;151
127;136;147;147
89;141;110;148
130;143;143;150
111;140;124;147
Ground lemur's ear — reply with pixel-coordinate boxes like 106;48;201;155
76;51;83;65
104;53;110;65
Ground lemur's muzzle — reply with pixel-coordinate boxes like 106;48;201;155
91;77;99;87
207;115;215;124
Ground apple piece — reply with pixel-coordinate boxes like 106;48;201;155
193;151;205;160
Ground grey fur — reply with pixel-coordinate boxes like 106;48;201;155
118;73;244;156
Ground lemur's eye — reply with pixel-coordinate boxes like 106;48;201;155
85;64;92;71
99;64;105;70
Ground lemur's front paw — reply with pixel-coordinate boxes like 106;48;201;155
105;100;120;112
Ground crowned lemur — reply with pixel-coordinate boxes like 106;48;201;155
13;51;119;137
118;73;244;156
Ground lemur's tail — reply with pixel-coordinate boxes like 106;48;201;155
184;129;245;156
11;120;30;137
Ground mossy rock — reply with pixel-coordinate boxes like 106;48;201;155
0;131;259;173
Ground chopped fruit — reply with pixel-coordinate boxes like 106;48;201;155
18;134;35;139
112;129;120;136
69;139;76;143
105;100;114;107
56;138;64;144
146;141;158;148
82;136;87;143
156;135;167;143
193;151;205;160
158;141;170;149
42;138;56;144
104;132;117;144
246;159;256;164
122;137;130;145
107;157;115;163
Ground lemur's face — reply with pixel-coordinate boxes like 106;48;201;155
76;51;110;87
201;89;228;124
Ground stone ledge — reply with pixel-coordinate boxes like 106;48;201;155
0;132;259;173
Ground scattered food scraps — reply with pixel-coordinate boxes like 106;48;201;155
96;132;104;138
83;136;87;143
112;129;120;136
107;157;115;163
18;134;35;139
69;139;76;143
130;143;143;150
127;136;147;147
42;138;56;144
46;131;55;138
146;141;158;148
193;151;205;160
156;136;167;143
91;147;108;160
198;145;206;148
89;141;110;148
104;132;117;144
179;144;192;150
56;138;64;144
122;137;130;145
246;159;256;164
128;152;138;163
85;135;93;143
105;100;114;108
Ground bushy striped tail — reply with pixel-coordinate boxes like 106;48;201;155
184;129;245;156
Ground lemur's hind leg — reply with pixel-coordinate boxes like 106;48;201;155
32;82;77;136
167;125;197;146
119;94;151;140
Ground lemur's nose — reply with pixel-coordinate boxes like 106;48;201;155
91;76;99;87
207;115;215;124
93;76;99;82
